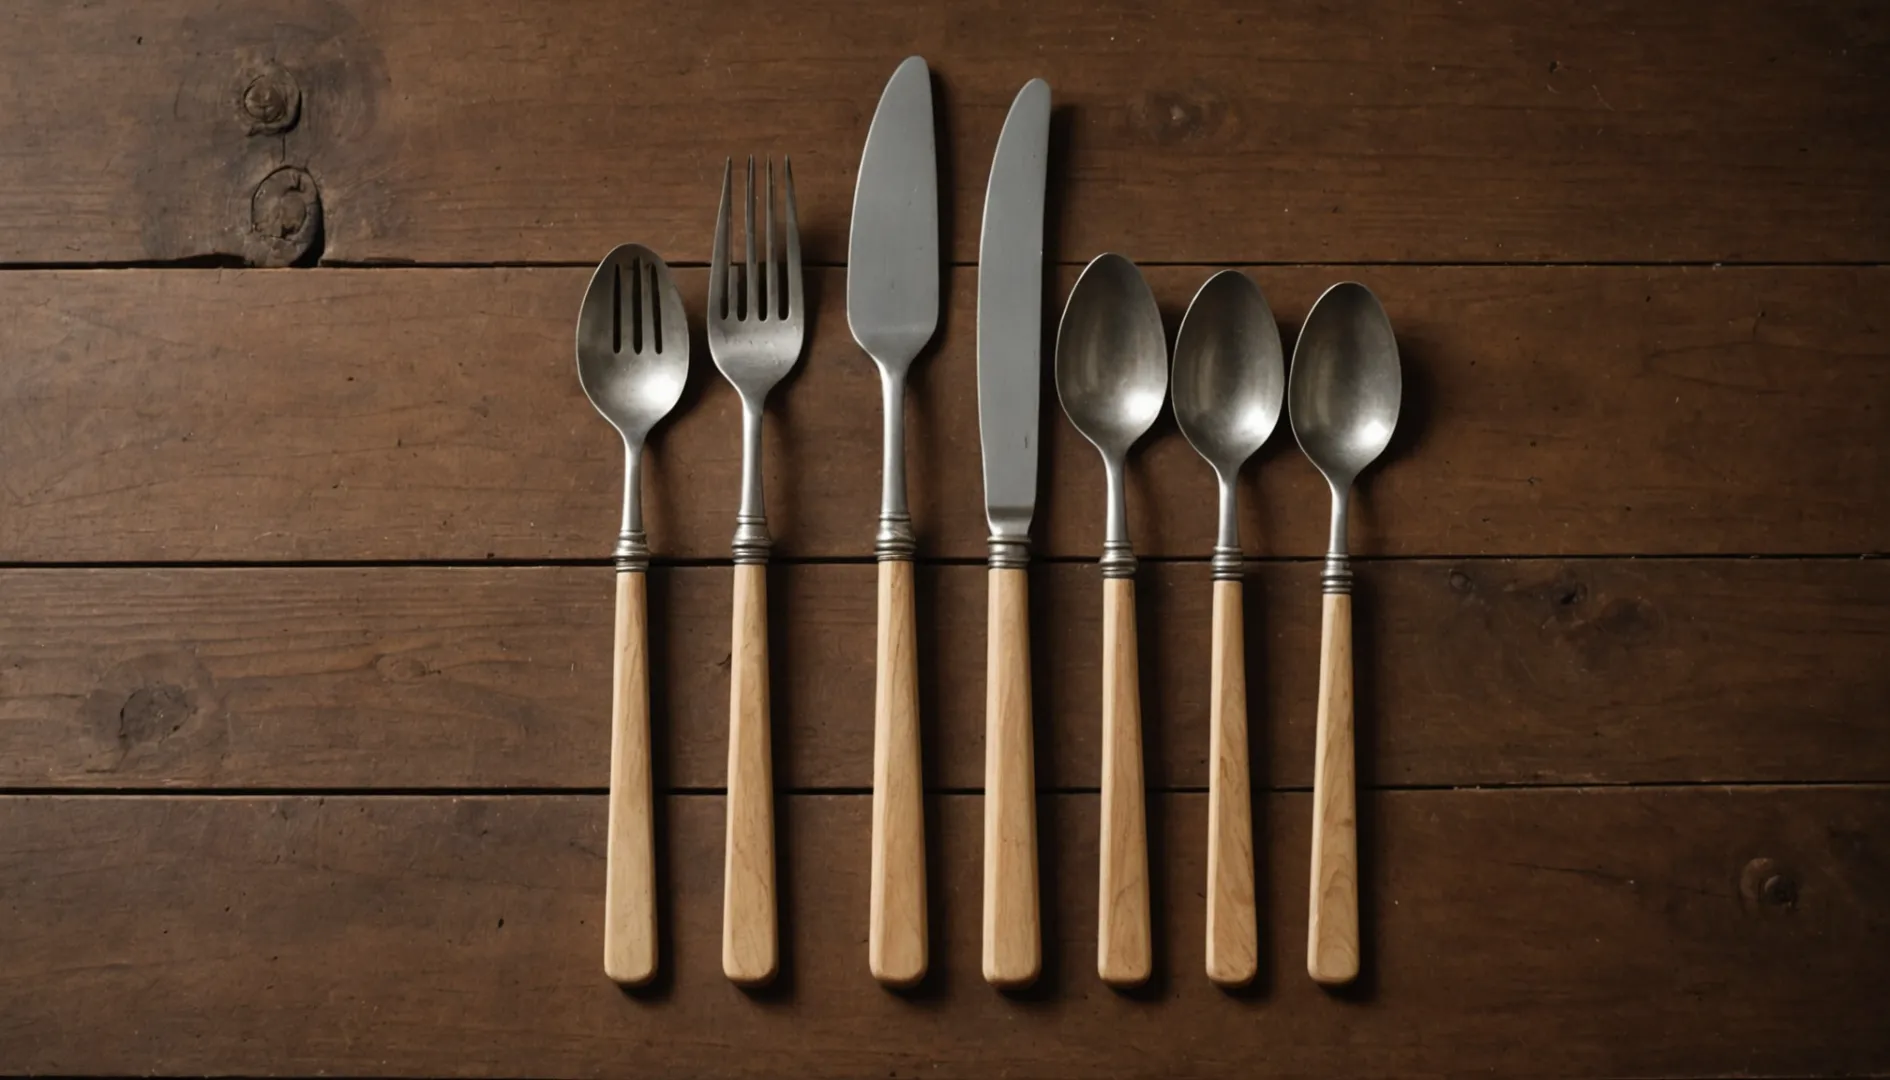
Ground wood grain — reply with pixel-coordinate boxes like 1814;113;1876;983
1098;576;1150;986
723;562;777;985
869;558;926;986
983;567;1039;987
1306;592;1360;985
4;559;1888;792
602;571;656;985
4;266;1886;561
2;789;1884;1077
2;1;1886;265
1204;578;1256;987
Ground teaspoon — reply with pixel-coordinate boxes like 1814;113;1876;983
1287;281;1401;987
1055;253;1167;987
1172;270;1284;988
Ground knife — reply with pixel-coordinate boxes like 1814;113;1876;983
977;77;1051;990
847;54;939;989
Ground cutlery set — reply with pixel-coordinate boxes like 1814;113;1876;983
575;57;1401;994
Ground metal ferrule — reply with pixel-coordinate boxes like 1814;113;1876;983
614;530;651;572
616;443;650;572
1321;553;1353;594
987;534;1029;570
1211;476;1242;581
732;515;773;565
1100;540;1136;579
875;512;916;561
1211;545;1243;581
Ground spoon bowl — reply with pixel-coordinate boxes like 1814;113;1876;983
1173;269;1285;481
1056;253;1168;461
1288;282;1401;492
576;243;690;446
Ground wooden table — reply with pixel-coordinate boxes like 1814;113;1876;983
3;2;1887;1076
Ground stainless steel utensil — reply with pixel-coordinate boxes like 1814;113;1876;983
708;155;805;987
575;243;690;986
1172;269;1285;988
1287;281;1401;987
848;55;939;989
1055;252;1166;988
977;77;1051;990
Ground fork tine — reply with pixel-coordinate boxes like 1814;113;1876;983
710;158;731;321
783;156;803;320
743;155;758;321
764;158;777;320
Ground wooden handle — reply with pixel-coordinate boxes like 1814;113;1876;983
723;562;777;986
1308;590;1360;985
1097;576;1151;987
982;566;1040;988
1205;578;1257;987
869;558;927;987
603;570;657;985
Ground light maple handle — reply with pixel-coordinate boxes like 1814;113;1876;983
869;558;927;987
1098;576;1150;987
603;570;657;985
723;562;777;986
982;566;1040;988
1308;590;1360;985
1205;578;1257;987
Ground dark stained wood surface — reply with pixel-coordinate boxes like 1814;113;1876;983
3;3;1887;1075
3;265;1886;562
3;560;1887;792
2;791;1884;1077
2;1;1888;265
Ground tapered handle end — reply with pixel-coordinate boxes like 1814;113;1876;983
604;571;658;986
723;563;778;987
870;559;928;988
1307;591;1360;986
1097;577;1151;988
1205;579;1258;988
982;567;1041;989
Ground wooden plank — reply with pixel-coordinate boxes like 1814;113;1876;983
3;1;1888;265
0;789;1882;1076
5;560;1884;791
4;266;1887;562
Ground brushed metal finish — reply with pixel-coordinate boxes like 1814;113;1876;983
1054;253;1167;578
575;244;690;569
1287;281;1401;591
709;156;806;564
976;78;1052;569
1173;270;1286;579
848;55;939;562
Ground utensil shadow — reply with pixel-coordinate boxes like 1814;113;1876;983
1217;563;1275;1001
1325;566;1383;1004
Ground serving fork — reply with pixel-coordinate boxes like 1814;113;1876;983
708;155;805;987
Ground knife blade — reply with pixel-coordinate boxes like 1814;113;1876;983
847;54;937;990
976;77;1050;990
978;78;1051;554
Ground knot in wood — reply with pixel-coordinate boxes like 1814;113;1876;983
246;167;322;266
1760;873;1798;909
118;683;195;745
241;65;301;134
1739;857;1798;914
